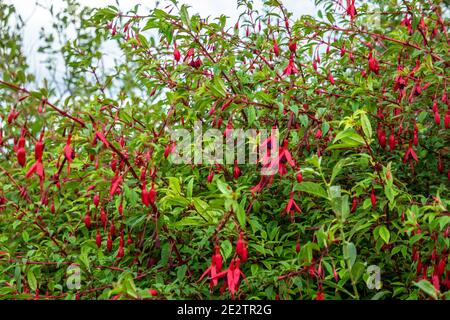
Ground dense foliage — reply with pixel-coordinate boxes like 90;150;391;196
0;0;449;300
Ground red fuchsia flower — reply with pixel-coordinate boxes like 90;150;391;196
220;99;233;112
141;182;150;207
288;39;297;53
370;187;377;208
198;245;223;290
438;157;443;173
100;207;107;230
236;232;248;263
207;170;214;183
262;139;295;177
340;43;346;57
284;191;301;221
315;284;325;300
148;182;156;205
328;71;335;84
250;175;274;194
233;161;241;179
413;123;419;146
183;47;194;62
376;124;386;148
445;111;450;129
315;129;322;139
346;0;357;20
333;267;339;282
213;258;248;299
109;173;123;199
282;55;299;76
403;139;418;163
351;196;358;213
224;122;233;138
93;193;100;207
400;14;413;34
16;129;27;167
63;134;74;175
434;111;441;126
35;131;44;161
173;43;181;62
85;210;91;229
273;39;280;57
96;229;102;248
409;81;422;103
296;240;301;253
296;171;303;183
368;52;379;74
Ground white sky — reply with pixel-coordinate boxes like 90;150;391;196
5;0;316;86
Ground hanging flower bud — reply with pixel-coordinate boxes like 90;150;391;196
85;210;91;229
35;131;44;161
127;231;133;245
368;52;379;74
17;147;26;167
109;219;115;236
445;111;450;129
370;187;377;208
273;39;280;57
328;71;335;85
100;208;107;229
233;161;241;179
236;232;248;263
118;201;123;216
296;171;303;183
388;131;396;151
173;43;181;62
207;170;214;183
434;111;441;126
93;193;100;207
149;182;156;205
288;39;297;53
351;197;358;213
438;157;443;173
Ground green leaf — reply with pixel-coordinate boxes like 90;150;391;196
343;242;357;268
27;269;37;291
333;129;365;145
221;240;233;260
177;265;187;281
414;280;439;300
235;201;246;228
360;113;372;139
294;182;328;199
179;4;191;29
217;179;232;195
379;225;390;244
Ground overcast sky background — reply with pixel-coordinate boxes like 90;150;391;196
4;0;316;86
